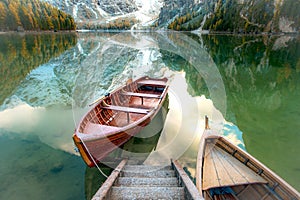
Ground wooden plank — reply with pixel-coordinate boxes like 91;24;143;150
172;160;203;200
84;123;121;135
214;146;251;185
236;184;262;199
203;142;267;190
92;159;128;200
122;92;161;99
203;143;220;190
101;105;150;114
216;147;267;184
211;145;235;187
137;79;167;86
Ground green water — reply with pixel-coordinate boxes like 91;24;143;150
0;32;299;199
202;34;300;190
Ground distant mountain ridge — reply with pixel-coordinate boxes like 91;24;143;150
41;0;163;30
41;0;299;33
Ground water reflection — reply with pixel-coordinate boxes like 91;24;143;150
144;72;225;166
200;34;300;190
0;31;299;199
72;32;227;125
0;33;77;105
69;32;231;171
0;131;85;200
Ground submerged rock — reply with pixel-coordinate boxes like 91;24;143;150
50;163;64;173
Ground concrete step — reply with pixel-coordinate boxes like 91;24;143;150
125;158;145;165
110;186;185;199
115;177;178;187
123;164;171;172
121;169;175;178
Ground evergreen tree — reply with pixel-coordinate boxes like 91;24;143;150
0;0;76;31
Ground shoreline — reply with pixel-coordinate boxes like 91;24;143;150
1;29;299;36
0;30;77;35
73;29;300;36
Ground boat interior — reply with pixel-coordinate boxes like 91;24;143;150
202;138;297;200
79;78;167;133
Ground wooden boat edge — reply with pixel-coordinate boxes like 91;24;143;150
72;111;155;167
196;128;300;199
74;109;155;142
73;76;169;167
73;134;94;167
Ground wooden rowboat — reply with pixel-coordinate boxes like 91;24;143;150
196;117;300;200
73;76;168;167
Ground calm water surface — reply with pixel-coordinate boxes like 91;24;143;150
0;32;299;199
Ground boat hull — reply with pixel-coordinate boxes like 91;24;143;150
196;129;300;200
73;117;151;167
73;76;169;167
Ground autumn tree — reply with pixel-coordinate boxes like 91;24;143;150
0;0;76;31
0;2;7;29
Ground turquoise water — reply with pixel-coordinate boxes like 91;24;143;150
0;32;299;199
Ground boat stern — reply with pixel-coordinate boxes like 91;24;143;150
73;133;95;167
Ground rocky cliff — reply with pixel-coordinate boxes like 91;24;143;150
41;0;163;29
164;0;299;33
41;0;299;33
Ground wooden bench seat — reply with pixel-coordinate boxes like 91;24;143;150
137;80;167;86
84;123;120;135
122;92;161;99
101;105;150;114
203;143;267;190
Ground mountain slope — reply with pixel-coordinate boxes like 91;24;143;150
41;0;163;29
0;0;76;31
41;0;299;33
165;0;299;33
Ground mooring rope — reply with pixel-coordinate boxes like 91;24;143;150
80;138;108;178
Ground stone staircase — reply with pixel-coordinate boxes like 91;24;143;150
92;159;203;200
110;164;184;199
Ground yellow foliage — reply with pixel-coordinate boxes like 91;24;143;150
0;0;75;31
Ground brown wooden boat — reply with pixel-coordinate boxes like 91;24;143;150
73;76;168;167
196;117;300;200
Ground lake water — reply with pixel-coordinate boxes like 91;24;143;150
0;32;299;199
